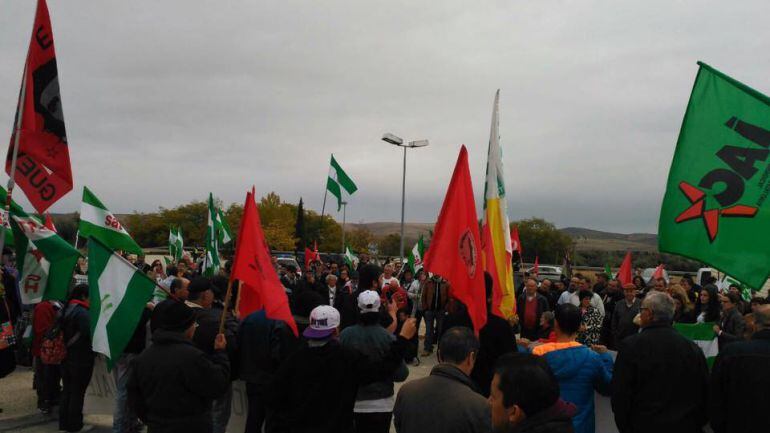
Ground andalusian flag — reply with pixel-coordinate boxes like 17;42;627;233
674;322;719;367
344;245;358;269
327;155;357;211
79;186;142;254
659;62;770;289
88;238;155;368
604;263;613;279
407;235;425;273
481;90;516;319
9;206;80;303
169;227;183;261
202;193;221;276
216;208;233;244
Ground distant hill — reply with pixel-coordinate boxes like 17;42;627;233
560;227;658;252
352;223;659;253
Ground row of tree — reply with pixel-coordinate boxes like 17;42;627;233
45;193;702;271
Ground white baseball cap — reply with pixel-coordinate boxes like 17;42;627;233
357;290;381;313
303;305;340;339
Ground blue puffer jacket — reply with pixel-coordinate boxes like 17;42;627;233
537;343;613;433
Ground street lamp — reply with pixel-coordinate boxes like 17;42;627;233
381;132;429;262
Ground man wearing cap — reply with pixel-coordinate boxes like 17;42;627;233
270;305;417;433
340;291;410;433
127;301;230;433
185;277;239;433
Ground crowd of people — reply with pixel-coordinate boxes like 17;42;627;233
1;249;770;433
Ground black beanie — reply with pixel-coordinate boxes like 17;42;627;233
153;300;196;332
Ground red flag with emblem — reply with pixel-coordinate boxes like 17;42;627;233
423;145;486;333
231;189;297;336
7;0;73;213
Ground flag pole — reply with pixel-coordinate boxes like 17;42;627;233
218;279;234;333
0;70;27;255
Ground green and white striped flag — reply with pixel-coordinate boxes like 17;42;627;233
169;227;183;261
88;238;155;368
327;155;357;211
674;322;719;367
215;208;233;245
202;193;221;277
10;208;81;303
79;186;142;254
344;245;358;269
407;235;425;273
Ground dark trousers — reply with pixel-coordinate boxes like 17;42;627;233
34;356;61;409
246;382;280;433
354;412;392;433
59;359;94;432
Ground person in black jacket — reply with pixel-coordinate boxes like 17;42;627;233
611;292;709;433
470;272;517;397
715;292;746;350
59;284;95;433
269;305;416;433
710;305;770;433
128;300;230;433
238;309;298;433
185;277;238;433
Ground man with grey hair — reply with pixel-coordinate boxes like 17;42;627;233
393;327;491;433
709;305;770;433
611;292;709;433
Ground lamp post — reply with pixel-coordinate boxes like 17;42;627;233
341;201;347;253
381;133;429;262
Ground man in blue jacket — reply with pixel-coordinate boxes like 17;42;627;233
532;303;612;433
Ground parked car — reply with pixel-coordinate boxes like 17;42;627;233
525;265;563;282
274;255;302;276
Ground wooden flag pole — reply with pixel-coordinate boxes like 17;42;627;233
218;279;234;334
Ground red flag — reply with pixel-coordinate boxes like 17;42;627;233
304;247;313;269
230;189;298;336
423;145;487;333
533;256;539;277
7;0;73;213
44;213;56;232
652;264;665;280
510;226;522;255
617;252;633;286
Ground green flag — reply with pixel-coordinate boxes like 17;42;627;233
604;263;613;279
9;206;81;303
79;186;142;254
202;193;221;277
327;155;357;211
407;235;425;273
674;322;718;367
216;208;233;245
659;62;770;289
88;238;155;368
169;227;183;261
344;245;358;269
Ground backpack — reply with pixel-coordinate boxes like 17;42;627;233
40;304;79;365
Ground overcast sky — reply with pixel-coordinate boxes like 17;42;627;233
2;0;769;234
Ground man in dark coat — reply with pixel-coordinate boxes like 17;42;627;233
516;278;549;341
610;283;640;350
709;305;770;433
394;327;491;433
470;272;517;397
611;292;708;433
59;285;95;433
128;301;230;433
489;352;576;433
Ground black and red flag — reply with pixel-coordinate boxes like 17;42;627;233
7;0;73;213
